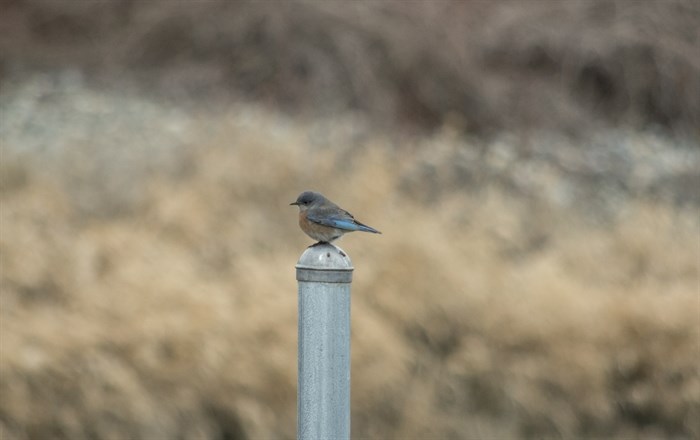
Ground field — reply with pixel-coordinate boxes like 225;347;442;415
1;1;699;439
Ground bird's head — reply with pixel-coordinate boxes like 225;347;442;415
290;191;324;211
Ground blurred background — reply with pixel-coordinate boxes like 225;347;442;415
1;1;699;439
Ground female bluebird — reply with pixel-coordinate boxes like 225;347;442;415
290;191;381;244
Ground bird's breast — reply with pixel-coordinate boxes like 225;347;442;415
299;211;343;242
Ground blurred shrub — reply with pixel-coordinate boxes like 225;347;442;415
1;0;699;137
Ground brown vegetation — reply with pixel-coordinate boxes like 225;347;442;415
2;97;699;438
1;1;699;439
1;0;699;136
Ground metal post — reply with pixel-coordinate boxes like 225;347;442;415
296;243;353;440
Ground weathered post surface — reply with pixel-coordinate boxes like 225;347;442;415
296;243;353;440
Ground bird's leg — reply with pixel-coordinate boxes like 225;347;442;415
308;241;325;248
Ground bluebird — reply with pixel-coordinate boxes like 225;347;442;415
290;191;381;245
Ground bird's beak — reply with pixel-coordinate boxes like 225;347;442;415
290;202;299;206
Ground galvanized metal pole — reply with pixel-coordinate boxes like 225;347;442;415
296;243;353;440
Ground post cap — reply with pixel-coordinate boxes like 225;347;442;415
296;243;354;283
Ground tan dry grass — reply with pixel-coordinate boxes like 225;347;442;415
1;104;698;439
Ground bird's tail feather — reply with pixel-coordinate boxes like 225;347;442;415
355;222;381;234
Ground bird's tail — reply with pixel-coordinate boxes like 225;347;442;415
355;221;381;234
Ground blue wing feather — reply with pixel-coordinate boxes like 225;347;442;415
328;219;364;231
307;210;380;233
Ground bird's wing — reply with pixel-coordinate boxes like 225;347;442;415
307;208;359;230
307;208;379;233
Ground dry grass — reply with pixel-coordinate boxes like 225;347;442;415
1;1;699;438
1;99;698;439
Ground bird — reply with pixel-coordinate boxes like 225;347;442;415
290;191;381;245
